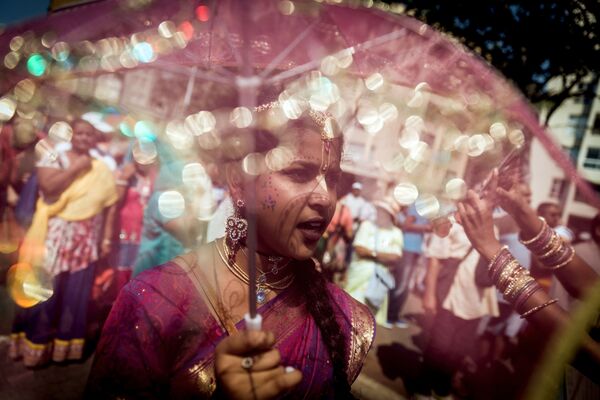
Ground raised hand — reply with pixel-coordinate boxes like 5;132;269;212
457;171;502;260
71;153;93;173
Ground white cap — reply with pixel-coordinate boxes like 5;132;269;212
81;112;114;133
352;182;363;190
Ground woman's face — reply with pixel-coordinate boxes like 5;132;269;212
245;128;342;260
71;120;96;154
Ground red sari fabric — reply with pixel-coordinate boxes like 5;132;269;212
86;261;375;399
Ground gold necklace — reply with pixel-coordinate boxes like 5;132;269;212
217;240;295;304
224;242;295;288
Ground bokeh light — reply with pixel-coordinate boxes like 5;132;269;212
185;111;216;135
41;31;57;48
393;182;419;205
4;51;20;69
242;153;266;175
27;54;48;76
0;97;17;121
415;194;440;218
7;263;53;308
265;146;294;171
48;121;73;143
182;163;209;188
195;5;210;21
34;139;57;162
365;73;384;91
14;79;36;103
489;122;507;140
467;134;487;157
445;178;467;200
51;42;71;61
166;119;194;149
131;139;158;165
508;129;525;147
230;107;253;128
278;0;295;15
179;21;194;41
132;42;155;63
134;120;157;141
158;21;176;38
158;190;185;218
119;120;135;137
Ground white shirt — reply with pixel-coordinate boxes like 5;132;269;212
424;223;499;320
340;194;367;220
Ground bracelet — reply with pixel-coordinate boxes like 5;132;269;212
514;282;542;309
519;217;547;245
520;298;558;319
537;233;561;259
487;245;509;270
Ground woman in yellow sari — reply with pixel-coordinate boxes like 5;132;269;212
10;118;118;367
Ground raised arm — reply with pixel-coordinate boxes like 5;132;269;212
37;154;91;203
458;179;600;379
494;176;599;300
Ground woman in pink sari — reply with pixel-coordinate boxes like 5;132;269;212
86;103;375;399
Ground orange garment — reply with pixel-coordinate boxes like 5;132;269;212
326;204;352;236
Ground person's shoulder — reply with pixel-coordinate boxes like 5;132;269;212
124;260;193;302
326;283;375;382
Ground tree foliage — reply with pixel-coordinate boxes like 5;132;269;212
391;0;599;123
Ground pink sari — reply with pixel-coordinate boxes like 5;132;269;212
86;260;374;399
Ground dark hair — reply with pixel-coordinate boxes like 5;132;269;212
245;111;351;396
591;214;600;243
295;262;354;398
537;202;559;215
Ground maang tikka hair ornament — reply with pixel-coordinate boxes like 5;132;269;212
225;199;248;263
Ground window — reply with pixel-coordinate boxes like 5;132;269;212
583;147;600;170
549;178;567;199
574;181;600;203
592;113;600;135
568;114;587;132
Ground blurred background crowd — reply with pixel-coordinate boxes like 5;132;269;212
0;0;599;399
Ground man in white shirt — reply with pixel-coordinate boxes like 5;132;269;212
421;216;499;399
340;182;367;225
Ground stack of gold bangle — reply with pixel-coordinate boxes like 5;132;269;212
519;217;575;270
487;246;555;317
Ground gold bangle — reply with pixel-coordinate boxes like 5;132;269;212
487;245;509;269
541;247;575;270
520;298;559;319
537;234;561;259
520;217;547;245
506;273;533;303
497;260;520;290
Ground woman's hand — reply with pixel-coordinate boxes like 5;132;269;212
457;173;502;260
214;330;302;400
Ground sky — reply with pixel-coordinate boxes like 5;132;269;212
0;0;50;25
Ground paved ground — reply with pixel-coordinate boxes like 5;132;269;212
0;280;424;400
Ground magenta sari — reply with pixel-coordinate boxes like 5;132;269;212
86;260;374;399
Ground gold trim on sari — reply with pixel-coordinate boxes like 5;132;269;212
347;300;375;382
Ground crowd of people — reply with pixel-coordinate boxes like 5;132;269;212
0;104;599;399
